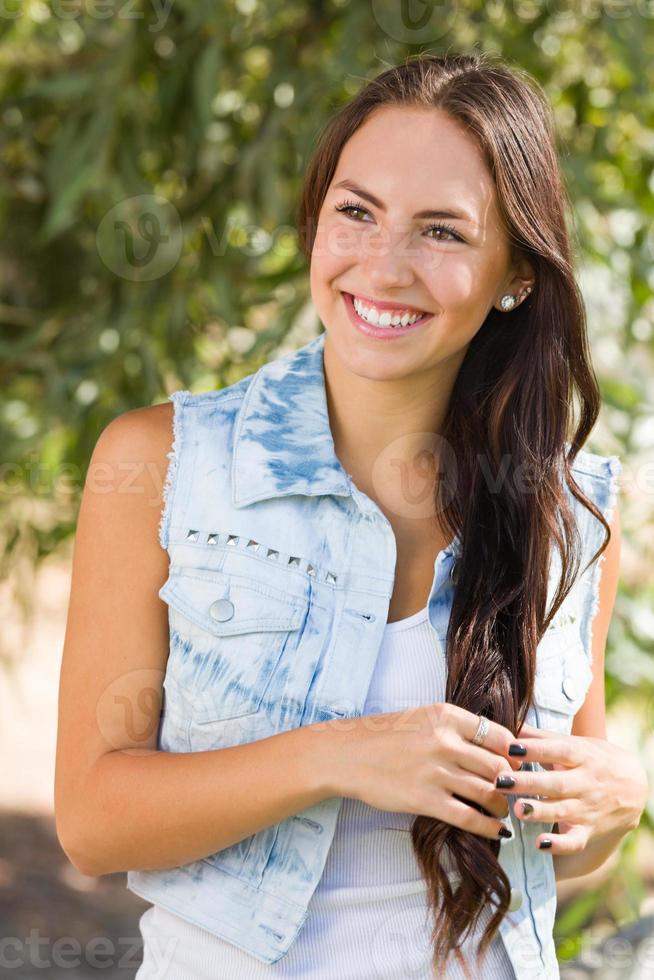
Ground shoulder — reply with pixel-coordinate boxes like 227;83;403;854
568;446;622;606
80;407;178;554
566;446;622;527
71;407;176;593
93;371;255;464
554;446;623;609
91;402;177;477
568;445;622;482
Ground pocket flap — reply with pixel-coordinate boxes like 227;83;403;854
159;567;307;637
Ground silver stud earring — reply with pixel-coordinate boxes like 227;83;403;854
500;294;517;311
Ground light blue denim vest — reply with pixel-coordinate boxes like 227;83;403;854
126;331;621;979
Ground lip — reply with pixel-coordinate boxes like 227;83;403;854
348;292;431;315
341;292;434;340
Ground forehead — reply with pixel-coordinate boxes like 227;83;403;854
330;105;500;231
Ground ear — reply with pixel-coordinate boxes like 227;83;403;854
505;253;536;299
494;255;536;310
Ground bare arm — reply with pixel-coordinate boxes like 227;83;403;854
553;502;642;881
54;405;340;876
72;726;339;876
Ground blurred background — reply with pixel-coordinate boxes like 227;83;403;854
1;0;653;976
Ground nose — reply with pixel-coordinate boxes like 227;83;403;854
360;224;416;291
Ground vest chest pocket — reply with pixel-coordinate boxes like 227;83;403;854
159;566;309;724
530;629;594;736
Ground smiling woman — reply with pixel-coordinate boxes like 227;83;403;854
294;50;640;974
55;49;646;980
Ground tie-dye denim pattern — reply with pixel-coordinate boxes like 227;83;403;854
126;332;621;979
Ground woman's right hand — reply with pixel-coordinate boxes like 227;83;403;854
320;702;524;840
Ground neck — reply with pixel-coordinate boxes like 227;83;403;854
322;332;460;495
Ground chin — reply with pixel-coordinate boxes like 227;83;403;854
324;325;424;381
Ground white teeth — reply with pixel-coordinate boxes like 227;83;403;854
352;295;425;327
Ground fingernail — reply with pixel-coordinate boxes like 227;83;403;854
508;743;527;756
498;826;513;839
521;802;534;816
539;838;552;849
496;775;516;788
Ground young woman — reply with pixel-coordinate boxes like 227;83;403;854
55;51;648;979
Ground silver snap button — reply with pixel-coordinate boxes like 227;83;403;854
508;886;523;912
562;676;578;700
209;598;234;622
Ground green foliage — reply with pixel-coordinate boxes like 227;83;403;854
1;0;652;947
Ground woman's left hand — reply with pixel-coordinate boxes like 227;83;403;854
494;722;649;853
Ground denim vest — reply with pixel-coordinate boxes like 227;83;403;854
126;331;621;979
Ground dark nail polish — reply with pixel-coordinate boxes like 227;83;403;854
498;826;513;839
496;775;516;788
521;802;534;816
539;838;552;849
508;743;527;756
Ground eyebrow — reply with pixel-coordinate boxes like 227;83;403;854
332;179;478;226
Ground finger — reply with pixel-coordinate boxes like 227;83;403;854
454;707;526;770
506;734;584;770
513;796;580;826
444;771;510;820
448;736;523;783
517;721;571;740
531;822;589;853
516;721;550;737
443;794;513;841
493;766;585;799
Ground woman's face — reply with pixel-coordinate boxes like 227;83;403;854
310;104;529;381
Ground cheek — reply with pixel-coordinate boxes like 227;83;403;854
423;260;475;304
310;218;356;280
425;258;500;321
309;257;342;331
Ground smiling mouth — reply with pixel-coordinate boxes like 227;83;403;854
341;291;435;339
343;292;432;327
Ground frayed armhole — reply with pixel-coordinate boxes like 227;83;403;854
586;454;622;656
158;391;189;552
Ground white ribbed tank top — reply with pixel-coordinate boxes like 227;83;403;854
135;608;515;979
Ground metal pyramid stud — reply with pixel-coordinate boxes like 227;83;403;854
288;556;301;567
246;539;260;551
325;571;337;585
266;549;279;560
307;563;316;577
186;529;199;542
207;533;219;545
226;534;239;546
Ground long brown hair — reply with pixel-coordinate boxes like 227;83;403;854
296;50;612;973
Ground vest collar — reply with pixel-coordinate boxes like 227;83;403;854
231;332;353;508
230;331;462;557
